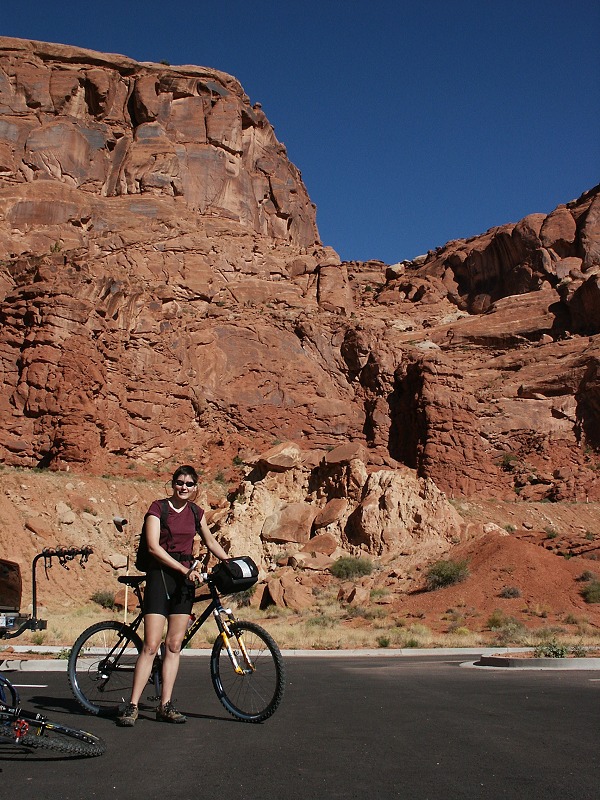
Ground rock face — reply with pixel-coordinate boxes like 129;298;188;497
0;35;598;516
0;37;317;245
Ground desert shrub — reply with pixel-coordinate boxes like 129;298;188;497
344;606;367;619
487;609;513;629
403;637;420;648
570;642;587;658
580;580;600;603
407;623;430;637
364;608;387;620
370;588;389;599
486;610;528;644
533;638;568;658
451;626;470;636
306;614;336;628
499;586;521;599
376;635;391;648
91;589;116;610
576;570;597;582
493;621;528;646
534;626;567;642
232;586;256;607
425;559;469;590
499;453;518;471
330;556;373;580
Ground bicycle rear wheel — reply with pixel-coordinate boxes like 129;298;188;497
0;711;105;757
0;675;19;707
68;621;143;716
210;621;285;723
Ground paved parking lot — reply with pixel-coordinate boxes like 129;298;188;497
1;654;599;799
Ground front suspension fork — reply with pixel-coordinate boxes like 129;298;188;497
213;609;254;674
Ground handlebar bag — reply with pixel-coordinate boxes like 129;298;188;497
211;557;259;594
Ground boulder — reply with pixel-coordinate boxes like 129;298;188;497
261;502;317;544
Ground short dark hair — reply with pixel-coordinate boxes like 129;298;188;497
172;465;199;485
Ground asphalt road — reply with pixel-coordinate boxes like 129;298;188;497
1;655;598;800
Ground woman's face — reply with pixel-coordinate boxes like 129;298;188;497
172;473;197;500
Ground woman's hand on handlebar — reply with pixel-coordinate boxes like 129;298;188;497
185;565;203;584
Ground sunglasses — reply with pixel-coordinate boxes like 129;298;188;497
175;480;196;488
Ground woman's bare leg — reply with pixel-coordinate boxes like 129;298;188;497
160;613;189;706
129;613;165;706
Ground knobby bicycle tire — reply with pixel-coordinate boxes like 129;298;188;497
68;620;143;716
0;675;19;707
210;621;285;723
0;711;105;757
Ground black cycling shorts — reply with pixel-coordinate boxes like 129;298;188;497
144;567;195;617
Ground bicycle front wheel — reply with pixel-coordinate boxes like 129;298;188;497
0;711;106;757
0;675;19;707
210;621;285;723
68;621;143;716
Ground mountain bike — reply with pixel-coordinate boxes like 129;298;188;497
67;568;285;723
0;674;105;757
0;546;105;757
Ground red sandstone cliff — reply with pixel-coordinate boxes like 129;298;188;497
1;38;599;633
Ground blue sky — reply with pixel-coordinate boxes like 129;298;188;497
3;1;599;264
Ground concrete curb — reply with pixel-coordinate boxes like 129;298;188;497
4;646;600;671
475;655;600;670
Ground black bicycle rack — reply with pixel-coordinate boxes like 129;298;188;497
0;546;93;640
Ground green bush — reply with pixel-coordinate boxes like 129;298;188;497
232;585;256;607
580;580;600;603
330;556;373;580
487;609;513;630
577;570;597;582
486;610;528;645
499;586;521;599
376;635;391;648
91;589;116;610
306;614;336;628
499;453;518;471
533;638;568;658
425;559;469;590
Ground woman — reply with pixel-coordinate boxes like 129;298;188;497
117;465;229;727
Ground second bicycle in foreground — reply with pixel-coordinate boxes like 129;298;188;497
67;567;285;723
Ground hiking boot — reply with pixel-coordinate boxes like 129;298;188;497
156;701;186;724
116;703;138;727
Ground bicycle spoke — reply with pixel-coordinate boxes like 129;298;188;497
68;621;143;716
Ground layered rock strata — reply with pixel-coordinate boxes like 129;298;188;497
0;36;598;509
